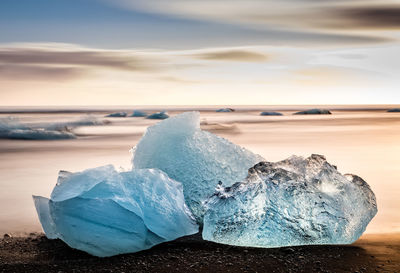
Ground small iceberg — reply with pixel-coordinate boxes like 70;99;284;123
33;165;198;257
260;111;283;116
294;109;331;115
203;154;377;248
216;108;235;112
388;108;400;112
105;112;127;117
0;117;76;140
133;112;264;222
7;129;75;140
130;110;148;117
146;111;169;120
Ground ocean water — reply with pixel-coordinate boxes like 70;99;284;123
0;106;399;235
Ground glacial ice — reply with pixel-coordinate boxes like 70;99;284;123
105;112;127;117
294;109;331;115
33;165;198;257
7;129;76;140
202;154;377;248
260;111;283;116
146;111;169;120
130;110;148;117
216;108;235;112
132;112;264;222
0;117;76;140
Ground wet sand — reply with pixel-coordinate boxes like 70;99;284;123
0;233;399;273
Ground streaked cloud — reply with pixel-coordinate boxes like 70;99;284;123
0;44;160;72
328;6;400;30
0;64;84;81
193;50;268;62
107;0;400;44
0;42;399;105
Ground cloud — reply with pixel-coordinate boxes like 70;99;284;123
194;49;268;62
0;46;158;71
0;43;166;81
106;0;399;44
0;64;85;81
329;6;400;29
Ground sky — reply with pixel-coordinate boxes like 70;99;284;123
0;0;400;106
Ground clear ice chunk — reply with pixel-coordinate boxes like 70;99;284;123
0;117;76;140
105;112;127;117
130;110;148;117
203;154;377;247
146;111;169;119
132;112;264;222
33;165;198;257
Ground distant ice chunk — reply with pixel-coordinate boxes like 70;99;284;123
7;129;76;140
146;111;169;119
130;110;148;117
133;112;264;222
0;117;76;140
294;109;331;115
203;154;377;248
33;166;198;257
216;108;235;112
105;112;127;117
260;111;283;116
0;117;29;131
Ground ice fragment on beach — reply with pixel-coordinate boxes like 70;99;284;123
133;112;264;222
105;112;127;117
0;117;76;140
146;111;169;119
33;165;198;257
216;108;235;112
260;111;283;116
294;109;331;115
130;110;148;117
203;154;377;247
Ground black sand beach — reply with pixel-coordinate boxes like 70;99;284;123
1;233;399;273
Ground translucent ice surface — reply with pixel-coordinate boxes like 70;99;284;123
33;165;198;257
133;112;264;222
203;154;377;247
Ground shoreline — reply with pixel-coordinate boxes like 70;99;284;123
1;232;399;273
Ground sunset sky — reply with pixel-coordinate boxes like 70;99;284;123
1;0;399;106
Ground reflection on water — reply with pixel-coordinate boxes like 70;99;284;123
0;107;399;235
